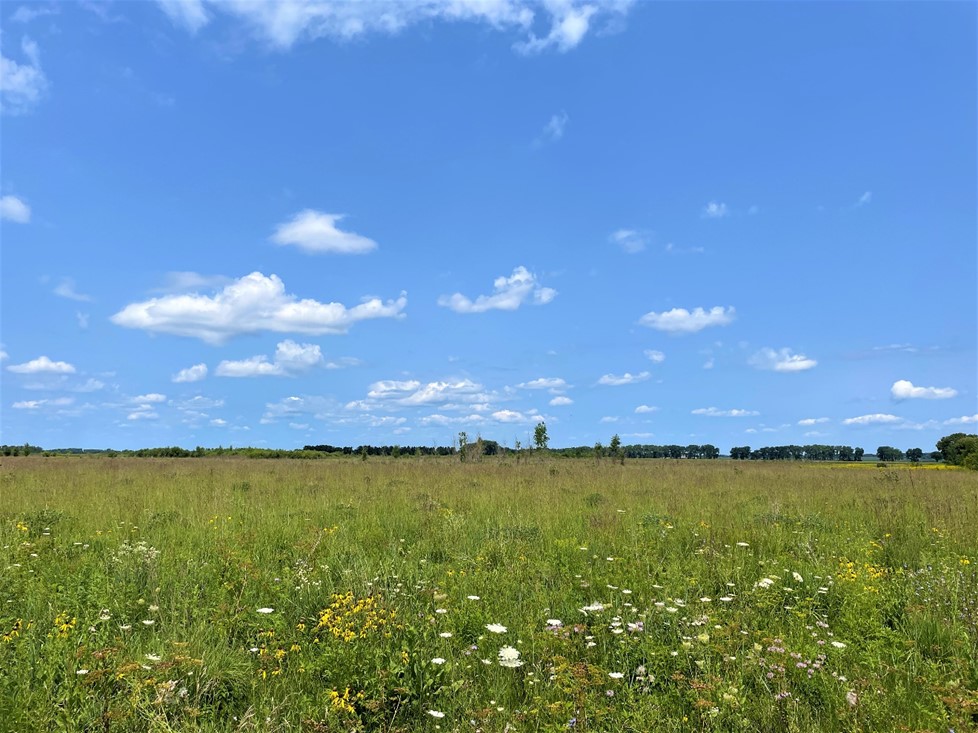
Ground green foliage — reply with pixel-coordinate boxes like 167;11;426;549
937;432;978;469
533;421;549;451
2;457;976;731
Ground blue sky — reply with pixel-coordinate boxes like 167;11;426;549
1;0;975;452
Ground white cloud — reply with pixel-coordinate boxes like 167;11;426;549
841;413;902;426
210;418;227;427
639;306;735;334
156;0;209;32
537;111;569;144
944;414;978;425
157;1;628;54
634;404;658;414
702;357;714;370
7;355;76;374
643;349;665;363
518;377;567;391
111;271;406;344
749;347;817;372
172;363;208;382
438;266;556;314
856;190;872;207
360;378;490;410
549;395;573;406
0;194;31;223
153;271;233;293
127;410;159;421
271;210;378;255
0;349;7;361
0;37;48;114
490;409;542;424
797;417;829;426
132;393;167;403
609;228;647;254
891;379;957;400
13;397;74;409
599;416;618;423
217;340;324;377
702;201;729;219
73;378;105;392
692;407;759;417
76;312;90;329
53;278;92;302
598;371;649;386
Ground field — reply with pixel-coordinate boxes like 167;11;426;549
1;456;976;732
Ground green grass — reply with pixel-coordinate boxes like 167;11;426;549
1;456;976;732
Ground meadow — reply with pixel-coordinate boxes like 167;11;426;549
1;456;976;732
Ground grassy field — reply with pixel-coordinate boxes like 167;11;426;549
1;456;976;732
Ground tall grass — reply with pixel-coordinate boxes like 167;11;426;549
1;456;976;731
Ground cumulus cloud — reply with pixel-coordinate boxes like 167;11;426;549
216;339;324;377
438;266;556;314
0;195;31;223
702;201;729;219
0;37;48;114
7;355;76;374
132;393;166;403
891;379;957;400
53;278;92;302
356;378;491;411
598;371;649;386
798;417;829;426
634;404;658;414
549;395;573;406
944;414;978;425
155;0;629;54
842;413;902;426
271;210;378;254
609;228;647;254
111;271;406;344
749;347;817;372
639;306;734;334
172;363;208;382
692;407;759;417
644;349;665;363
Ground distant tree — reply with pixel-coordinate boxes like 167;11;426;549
533;422;549;451
593;441;604;460
730;446;751;460
458;431;468;462
905;448;923;463
929;451;942;462
876;446;903;462
609;434;623;463
854;447;865;461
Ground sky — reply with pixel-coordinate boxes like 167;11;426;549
1;0;976;453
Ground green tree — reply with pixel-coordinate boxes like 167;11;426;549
533;422;549;451
905;447;923;463
936;433;978;465
876;446;903;462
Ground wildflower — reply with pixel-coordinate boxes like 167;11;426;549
756;577;776;589
76;669;89;675
466;595;480;601
579;602;605;614
546;619;563;627
846;690;858;706
736;542;750;547
148;604;159;613
428;710;445;718
439;632;453;638
145;653;161;662
486;623;507;634
497;645;524;668
608;672;624;679
431;657;446;665
831;641;846;649
256;607;274;614
719;596;734;602
792;572;804;583
435;608;448;614
119;624;132;631
141;620;155;626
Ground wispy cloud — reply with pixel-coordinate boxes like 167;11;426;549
537;111;569;145
797;417;829;426
634;404;658;414
111;271;406;344
639;306;735;334
855;190;872;207
749;347;817;372
438;266;556;314
53;278;93;302
891;379;957;400
609;228;647;253
271;210;378;255
644;350;665;363
692;406;758;417
842;413;901;426
598;371;649;386
701;201;729;219
944;414;977;425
